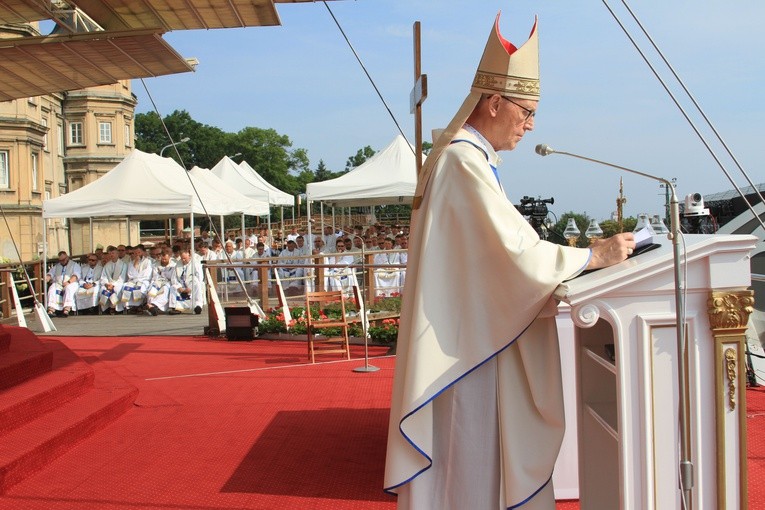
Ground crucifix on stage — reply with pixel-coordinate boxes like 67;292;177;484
410;21;428;177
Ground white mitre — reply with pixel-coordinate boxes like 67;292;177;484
414;12;539;207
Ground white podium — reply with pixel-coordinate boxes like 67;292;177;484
554;234;757;510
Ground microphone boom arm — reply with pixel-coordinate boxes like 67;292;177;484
537;143;693;501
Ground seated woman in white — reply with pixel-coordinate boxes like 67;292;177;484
75;254;103;313
46;251;81;317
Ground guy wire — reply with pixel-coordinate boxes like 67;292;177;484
618;0;765;210
0;203;45;307
322;1;417;158
601;0;765;231
138;78;258;303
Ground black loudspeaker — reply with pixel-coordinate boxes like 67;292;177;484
224;307;259;341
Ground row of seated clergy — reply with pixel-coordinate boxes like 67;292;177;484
144;247;204;315
85;245;204;315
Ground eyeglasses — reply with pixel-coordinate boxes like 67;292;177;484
501;96;536;123
88;258;98;262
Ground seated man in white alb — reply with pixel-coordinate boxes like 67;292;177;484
240;237;257;285
171;248;204;314
75;253;103;314
120;244;153;313
99;246;127;314
398;235;408;289
374;237;401;297
219;239;244;295
145;247;176;315
277;239;304;292
326;238;355;295
251;242;273;293
46;250;81;317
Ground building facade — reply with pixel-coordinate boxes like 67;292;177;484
0;23;137;261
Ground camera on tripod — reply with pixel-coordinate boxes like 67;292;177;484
515;196;555;239
516;196;554;219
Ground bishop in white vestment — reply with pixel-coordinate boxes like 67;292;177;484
384;11;634;510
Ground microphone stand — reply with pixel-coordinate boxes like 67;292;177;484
537;145;693;506
353;242;379;373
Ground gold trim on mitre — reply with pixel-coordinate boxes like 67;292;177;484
413;12;539;209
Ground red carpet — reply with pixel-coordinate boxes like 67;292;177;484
0;333;763;509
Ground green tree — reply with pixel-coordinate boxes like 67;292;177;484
345;145;375;172
422;141;433;155
135;110;229;169
599;217;637;237
135;110;311;196
314;160;335;182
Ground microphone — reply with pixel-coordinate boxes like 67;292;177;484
533;143;673;190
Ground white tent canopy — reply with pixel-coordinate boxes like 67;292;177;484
43;150;268;219
210;156;291;206
305;135;422;207
189;166;269;216
239;160;294;206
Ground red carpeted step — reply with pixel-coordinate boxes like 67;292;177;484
0;328;10;354
0;339;95;435
0;357;138;493
0;327;53;391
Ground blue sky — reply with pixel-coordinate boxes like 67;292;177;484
133;1;764;221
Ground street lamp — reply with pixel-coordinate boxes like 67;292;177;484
160;136;190;157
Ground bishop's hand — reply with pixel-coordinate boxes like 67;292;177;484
586;233;636;269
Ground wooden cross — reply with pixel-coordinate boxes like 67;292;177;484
409;21;428;177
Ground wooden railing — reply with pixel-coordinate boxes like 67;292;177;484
205;249;407;309
0;261;45;319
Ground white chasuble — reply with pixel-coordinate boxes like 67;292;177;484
384;128;591;509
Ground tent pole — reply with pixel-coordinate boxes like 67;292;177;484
292;205;295;223
127;217;131;245
280;207;284;242
332;207;336;236
267;212;272;251
219;215;224;242
320;202;324;234
89;217;94;252
42;214;48;303
241;213;245;241
307;200;312;245
191;211;195;314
